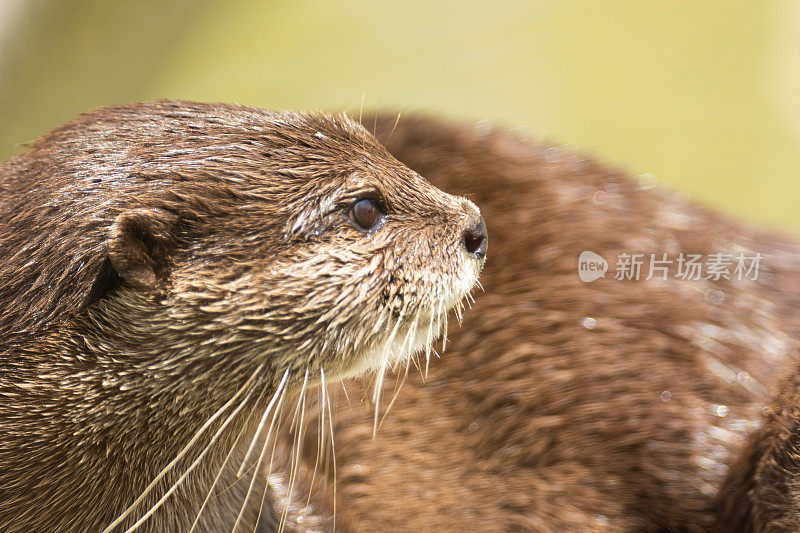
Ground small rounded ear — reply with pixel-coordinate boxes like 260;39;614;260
108;208;178;290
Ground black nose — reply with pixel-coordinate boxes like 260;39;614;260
462;215;487;259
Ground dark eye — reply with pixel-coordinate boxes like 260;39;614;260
350;198;383;230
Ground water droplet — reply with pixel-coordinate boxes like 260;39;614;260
581;317;598;329
660;390;672;402
637;173;657;189
705;289;725;305
714;404;729;417
473;120;492;139
544;146;562;161
512;125;531;141
592;191;608;205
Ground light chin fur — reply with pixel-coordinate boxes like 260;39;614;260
340;316;443;381
341;263;483;381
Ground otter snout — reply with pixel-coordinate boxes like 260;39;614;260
462;214;488;259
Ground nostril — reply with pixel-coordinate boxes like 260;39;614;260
462;216;488;259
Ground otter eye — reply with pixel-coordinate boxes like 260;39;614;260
350;198;383;230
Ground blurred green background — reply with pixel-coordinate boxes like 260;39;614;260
1;0;798;232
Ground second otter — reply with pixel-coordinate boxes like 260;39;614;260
274;113;800;531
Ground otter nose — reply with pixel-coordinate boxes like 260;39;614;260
462;215;488;259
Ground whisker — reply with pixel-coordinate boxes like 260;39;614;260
261;405;288;528
379;359;410;431
305;369;329;509
409;353;423;377
237;370;290;477
392;313;418;373
324;377;337;530
124;384;260;532
371;355;389;440
340;381;351;406
279;370;310;532
385;111;402;145
424;304;436;380
442;301;450;353
231;369;296;533
102;365;264;533
188;388;267;533
370;310;405;436
361;370;376;404
251;380;290;533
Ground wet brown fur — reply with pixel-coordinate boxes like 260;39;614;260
0;101;484;531
714;369;800;531
272;113;800;531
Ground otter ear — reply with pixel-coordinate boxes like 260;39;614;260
107;208;178;290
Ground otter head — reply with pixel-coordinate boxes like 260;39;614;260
52;101;486;397
0;100;487;528
0;101;485;530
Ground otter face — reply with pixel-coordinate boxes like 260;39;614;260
262;132;487;382
87;102;486;388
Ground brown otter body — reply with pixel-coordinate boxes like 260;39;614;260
714;367;800;531
0;102;485;531
264;114;800;531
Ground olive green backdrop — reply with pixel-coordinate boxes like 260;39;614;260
1;0;798;232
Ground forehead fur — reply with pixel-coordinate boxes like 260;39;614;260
36;101;396;183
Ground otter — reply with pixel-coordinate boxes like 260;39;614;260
255;113;800;532
0;101;486;532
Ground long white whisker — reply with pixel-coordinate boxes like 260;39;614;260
371;355;389;440
231;369;295;533
392;313;419;373
424;304;436;380
306;369;328;508
261;402;288;526
371;309;405;437
442;301;450;353
324;376;337;530
188;388;266;533
279;370;310;532
454;301;464;325
251;378;290;533
379;358;410;431
340;381;351;406
124;384;260;532
409;353;423;376
237;370;290;477
102;365;264;533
